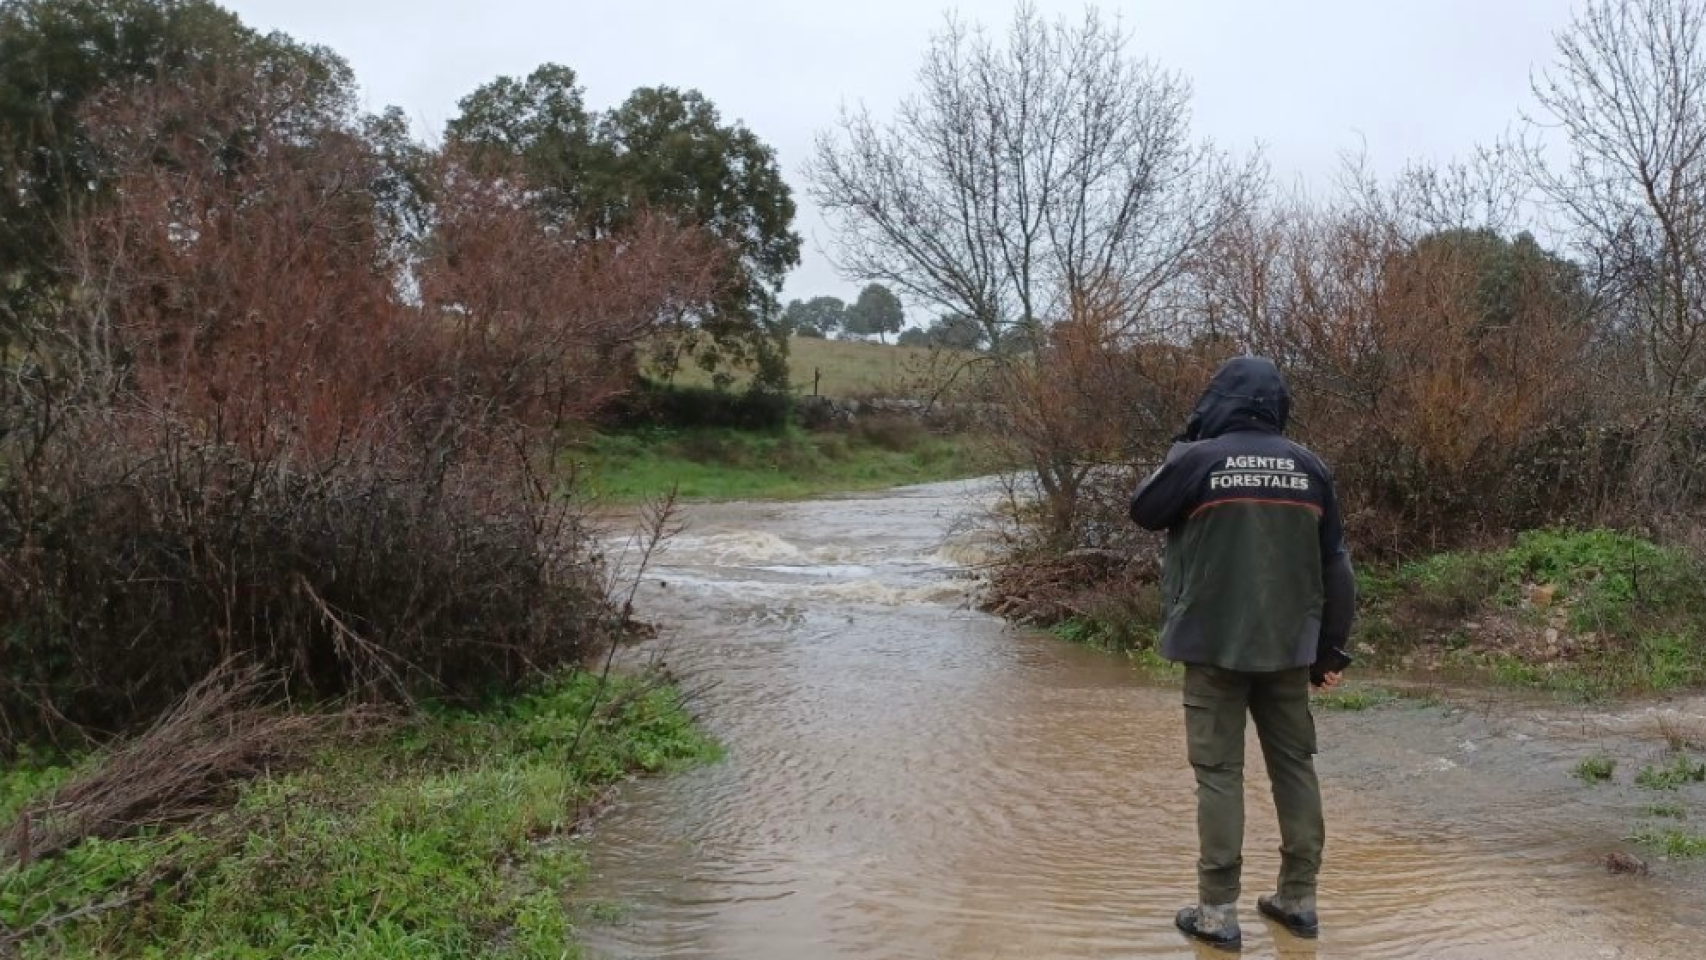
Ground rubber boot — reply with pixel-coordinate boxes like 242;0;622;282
1257;893;1319;939
1175;902;1242;952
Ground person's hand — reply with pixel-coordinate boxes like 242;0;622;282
1312;672;1342;692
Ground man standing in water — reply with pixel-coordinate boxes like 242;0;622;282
1130;357;1356;951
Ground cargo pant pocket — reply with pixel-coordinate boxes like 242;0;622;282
1252;670;1318;759
1183;694;1242;769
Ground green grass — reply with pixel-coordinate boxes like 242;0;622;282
1048;617;1182;678
1631;827;1706;858
0;754;72;825
1047;615;1410;702
1360;529;1706;696
1573;755;1617;784
1050;618;1118;650
1631;632;1706;691
1644;801;1688;819
0;671;718;959
1315;687;1397;712
1441;648;1691;702
1367;529;1702;624
574;426;1005;502
659;336;985;399
1361;550;1508;621
1635;754;1706;791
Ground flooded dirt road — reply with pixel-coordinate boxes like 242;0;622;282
582;481;1706;959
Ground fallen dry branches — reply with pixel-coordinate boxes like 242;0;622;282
2;663;374;870
984;549;1159;626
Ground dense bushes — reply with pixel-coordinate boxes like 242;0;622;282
989;208;1687;567
0;422;605;745
0;60;723;749
606;380;793;431
1235;216;1631;555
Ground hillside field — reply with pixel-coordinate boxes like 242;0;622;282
661;336;985;399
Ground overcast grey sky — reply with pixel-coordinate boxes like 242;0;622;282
223;0;1580;306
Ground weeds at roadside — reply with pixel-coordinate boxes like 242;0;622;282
1381;551;1508;622
1315;687;1398;712
1630;827;1706;858
1049;617;1181;678
1635;755;1706;790
1573;755;1617;784
1469;653;1613;701
1127;647;1185;679
1644;801;1688;819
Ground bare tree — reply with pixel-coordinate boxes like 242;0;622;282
1530;0;1706;405
809;3;1261;354
809;3;1260;540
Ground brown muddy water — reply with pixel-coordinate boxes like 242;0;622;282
582;481;1706;959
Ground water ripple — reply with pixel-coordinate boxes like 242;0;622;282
581;481;1706;960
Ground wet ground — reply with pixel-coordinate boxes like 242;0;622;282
581;481;1706;959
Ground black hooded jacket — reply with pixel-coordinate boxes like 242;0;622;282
1130;357;1356;673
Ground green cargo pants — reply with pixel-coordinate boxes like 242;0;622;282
1182;665;1324;906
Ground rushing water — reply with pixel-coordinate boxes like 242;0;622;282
581;481;1706;959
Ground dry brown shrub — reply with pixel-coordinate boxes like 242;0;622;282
993;287;1219;548
851;414;928;452
984;548;1159;627
1199;185;1606;555
0;68;722;747
418;160;727;428
1280;219;1591;545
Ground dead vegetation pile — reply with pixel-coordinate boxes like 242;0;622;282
2;665;366;871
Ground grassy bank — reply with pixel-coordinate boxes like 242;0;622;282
575;425;1005;502
1025;528;1706;702
1359;528;1706;698
1049;616;1178;677
0;672;716;959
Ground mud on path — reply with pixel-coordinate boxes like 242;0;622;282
581;481;1706;959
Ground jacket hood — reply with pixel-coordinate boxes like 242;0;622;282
1184;357;1291;440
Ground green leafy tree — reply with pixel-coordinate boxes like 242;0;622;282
447;66;802;387
361;105;435;264
781;296;847;338
845;283;905;343
443;64;595;221
898;313;987;349
926;312;986;350
1406;229;1588;335
0;0;355;335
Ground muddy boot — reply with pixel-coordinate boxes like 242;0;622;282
1257;893;1319;939
1175;902;1242;952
